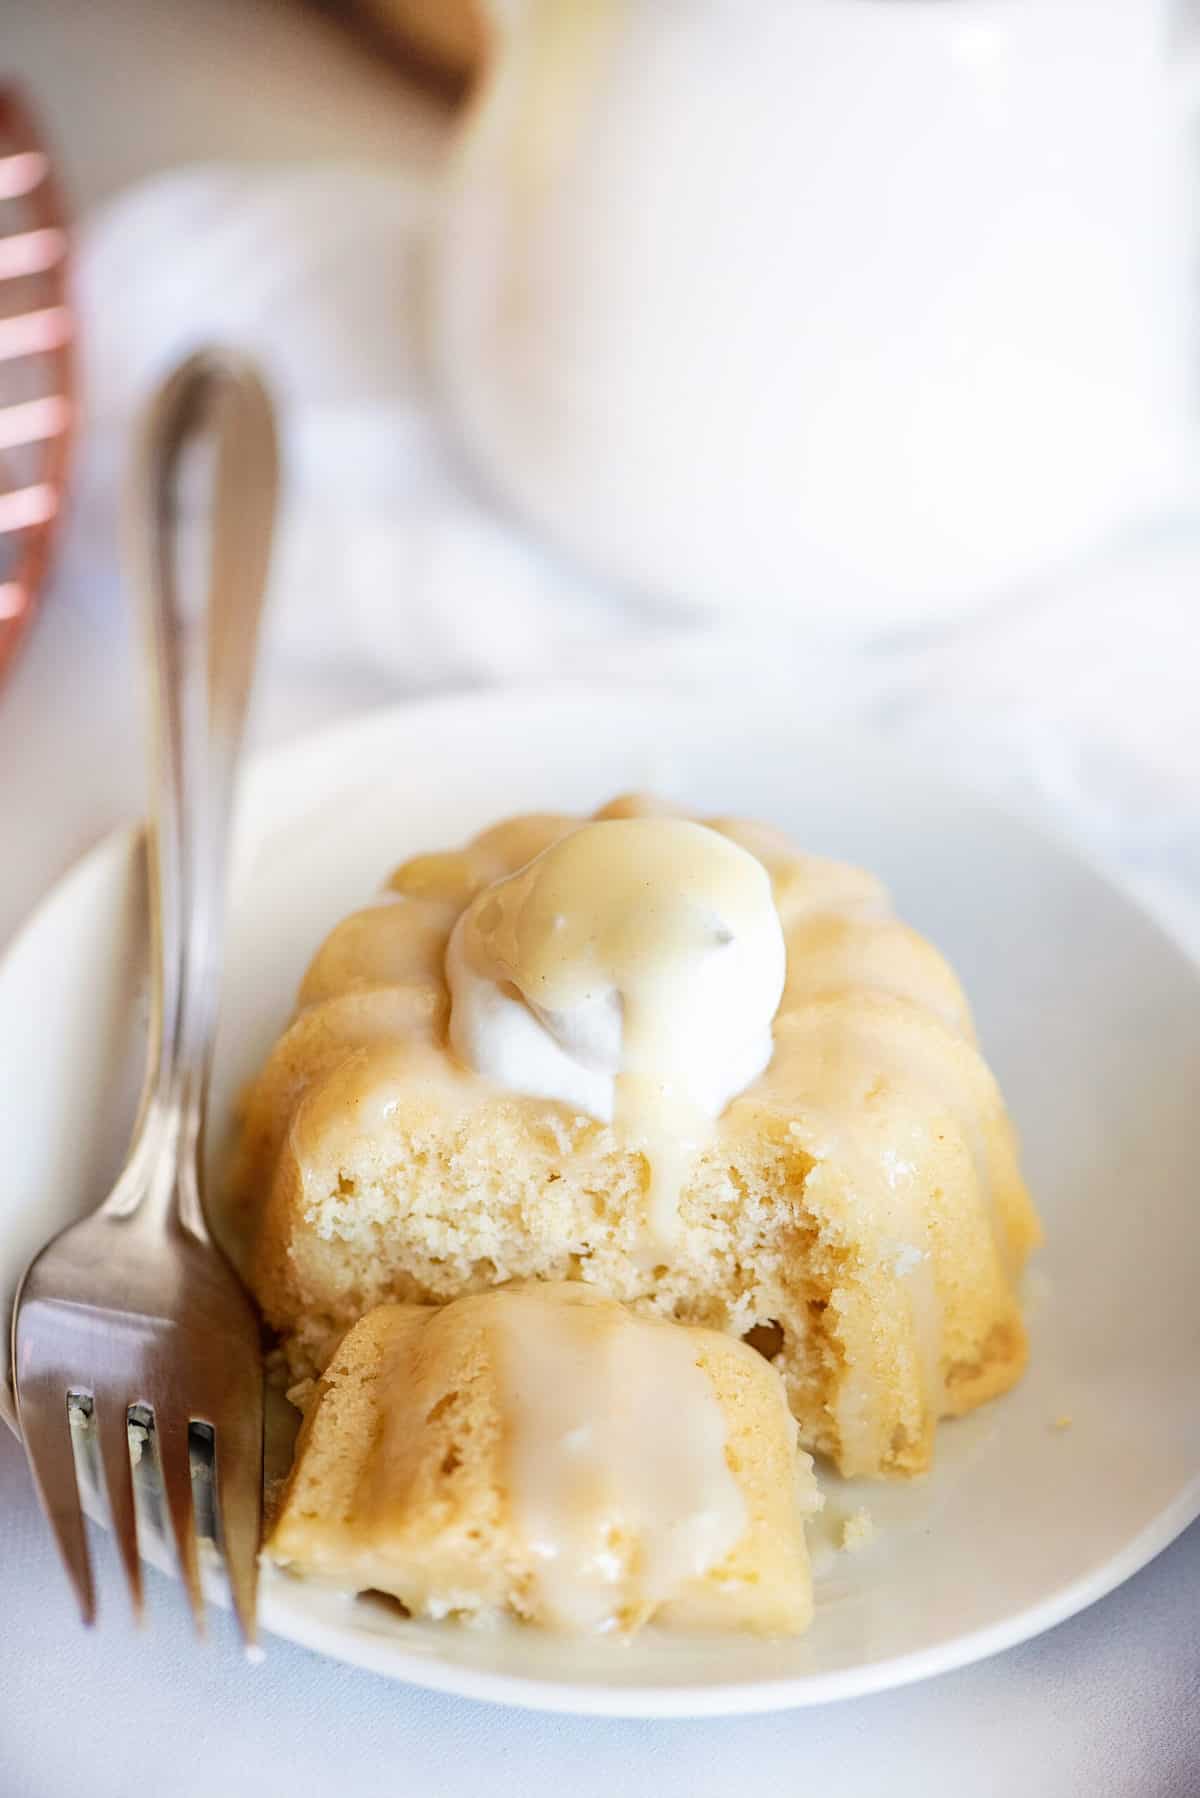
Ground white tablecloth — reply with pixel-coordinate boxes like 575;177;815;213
3;3;1199;1793
0;1420;1196;1798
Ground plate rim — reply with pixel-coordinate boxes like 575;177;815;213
258;1476;1200;1716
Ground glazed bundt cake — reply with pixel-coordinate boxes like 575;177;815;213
236;794;1041;1480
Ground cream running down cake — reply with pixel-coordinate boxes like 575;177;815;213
237;794;1042;1481
267;1284;818;1635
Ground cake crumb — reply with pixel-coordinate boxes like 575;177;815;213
264;1345;292;1393
1052;1414;1073;1432
840;1508;875;1553
286;1377;317;1415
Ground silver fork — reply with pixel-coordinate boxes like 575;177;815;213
11;349;278;1643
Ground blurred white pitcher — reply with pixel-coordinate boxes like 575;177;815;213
433;0;1200;630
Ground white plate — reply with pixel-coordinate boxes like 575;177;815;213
3;688;1200;1717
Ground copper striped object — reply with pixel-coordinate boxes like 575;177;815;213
0;87;73;685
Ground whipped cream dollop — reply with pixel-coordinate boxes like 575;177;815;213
446;817;786;1242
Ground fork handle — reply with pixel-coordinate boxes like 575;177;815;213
123;350;278;1233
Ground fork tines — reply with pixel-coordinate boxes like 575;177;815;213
15;1303;259;1641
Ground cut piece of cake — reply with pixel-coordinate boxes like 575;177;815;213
239;795;1041;1479
265;1283;818;1635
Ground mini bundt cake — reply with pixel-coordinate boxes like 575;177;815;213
236;794;1041;1480
266;1282;817;1635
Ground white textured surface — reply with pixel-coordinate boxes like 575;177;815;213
0;1429;1196;1798
2;0;1199;1791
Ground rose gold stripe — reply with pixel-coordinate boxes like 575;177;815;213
0;306;73;361
0;149;47;199
0;226;67;280
0;483;57;531
0;395;71;450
